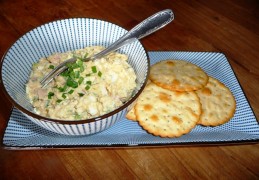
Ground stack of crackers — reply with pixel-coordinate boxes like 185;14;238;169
126;60;236;138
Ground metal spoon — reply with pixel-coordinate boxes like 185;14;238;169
41;9;174;87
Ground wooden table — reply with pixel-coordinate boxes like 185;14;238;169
1;0;259;179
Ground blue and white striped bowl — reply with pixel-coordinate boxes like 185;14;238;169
0;18;150;136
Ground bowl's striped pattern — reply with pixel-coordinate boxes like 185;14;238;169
1;18;149;136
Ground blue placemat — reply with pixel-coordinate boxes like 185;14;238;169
2;51;259;149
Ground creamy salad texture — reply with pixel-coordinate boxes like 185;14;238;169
26;46;137;120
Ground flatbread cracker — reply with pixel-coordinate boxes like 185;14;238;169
196;76;236;126
150;60;208;91
135;83;201;138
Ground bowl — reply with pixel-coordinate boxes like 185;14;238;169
0;18;150;136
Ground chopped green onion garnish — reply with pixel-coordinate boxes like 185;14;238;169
57;99;62;103
85;85;90;90
98;71;102;77
48;92;54;99
66;78;78;88
78;93;84;97
86;81;92;85
65;62;73;68
72;63;79;69
77;59;83;66
85;73;91;77
79;65;84;72
62;93;67;99
69;71;75;78
78;76;84;85
68;89;74;94
58;85;67;92
48;65;55;69
61;70;69;77
74;71;80;78
91;66;97;73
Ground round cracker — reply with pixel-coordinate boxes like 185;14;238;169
196;76;236;126
126;101;137;121
135;83;201;138
126;79;151;121
150;60;208;91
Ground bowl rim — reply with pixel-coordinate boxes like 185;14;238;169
0;17;150;124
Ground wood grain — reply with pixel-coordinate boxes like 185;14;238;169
0;0;259;179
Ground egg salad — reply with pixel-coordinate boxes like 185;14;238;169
26;46;137;120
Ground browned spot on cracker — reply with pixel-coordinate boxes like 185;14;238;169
171;79;180;86
159;92;171;103
175;91;184;97
166;61;175;66
172;116;182;124
144;104;153;111
201;87;212;95
150;114;159;121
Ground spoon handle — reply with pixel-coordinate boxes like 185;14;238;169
127;9;174;40
41;9;174;87
91;9;174;60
